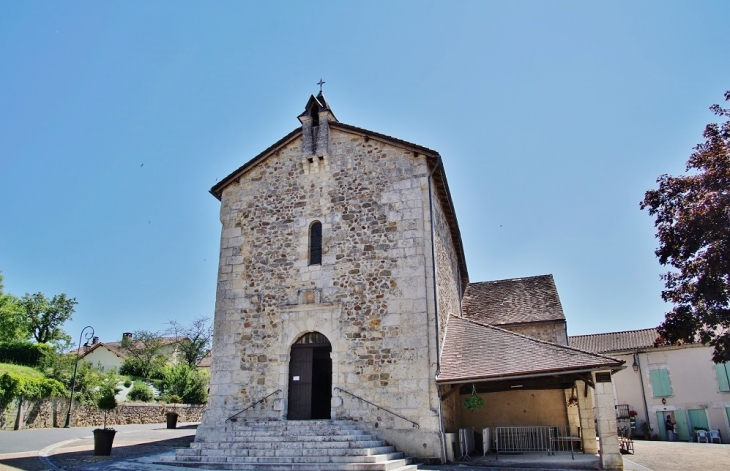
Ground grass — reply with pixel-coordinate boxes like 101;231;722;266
0;362;46;378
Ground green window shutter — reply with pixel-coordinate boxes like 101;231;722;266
688;409;709;431
716;363;730;392
650;369;672;397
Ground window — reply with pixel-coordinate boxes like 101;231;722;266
649;369;673;397
309;221;322;265
716;363;730;392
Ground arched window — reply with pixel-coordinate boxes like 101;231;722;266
309;221;322;265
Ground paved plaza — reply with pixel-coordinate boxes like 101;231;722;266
2;425;730;470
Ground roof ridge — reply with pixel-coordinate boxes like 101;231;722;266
330;122;440;156
453;315;624;364
466;274;554;286
569;327;658;338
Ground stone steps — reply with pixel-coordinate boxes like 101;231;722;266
178;449;403;461
165;419;420;471
166;462;419;471
188;444;397;456
201;432;374;441
174;454;406;464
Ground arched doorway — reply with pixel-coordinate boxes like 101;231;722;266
288;332;332;420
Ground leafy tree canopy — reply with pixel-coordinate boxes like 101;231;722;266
167;317;212;368
641;90;730;362
119;330;170;379
0;273;29;343
160;363;209;404
19;292;76;344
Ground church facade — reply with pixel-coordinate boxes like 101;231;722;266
196;92;625;468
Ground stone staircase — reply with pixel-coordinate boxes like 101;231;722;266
164;419;420;471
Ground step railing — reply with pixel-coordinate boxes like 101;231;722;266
334;386;420;429
226;389;282;423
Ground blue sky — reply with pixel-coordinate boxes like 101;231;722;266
1;1;729;344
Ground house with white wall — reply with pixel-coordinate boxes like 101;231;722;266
79;332;181;373
570;328;730;443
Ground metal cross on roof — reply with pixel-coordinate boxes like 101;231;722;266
317;79;325;93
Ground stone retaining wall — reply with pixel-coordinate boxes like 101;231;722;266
0;398;205;430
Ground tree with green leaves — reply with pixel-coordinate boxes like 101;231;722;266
167;317;212;368
0;273;29;343
119;330;170;379
641;90;730;363
19;292;76;344
160;363;208;404
95;370;120;429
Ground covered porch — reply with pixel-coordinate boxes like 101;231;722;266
437;316;625;469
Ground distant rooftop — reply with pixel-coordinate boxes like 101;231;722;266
569;328;660;354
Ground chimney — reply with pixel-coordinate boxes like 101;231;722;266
92;336;99;345
122;332;132;341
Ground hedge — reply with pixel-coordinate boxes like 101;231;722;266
0;372;66;408
0;341;53;367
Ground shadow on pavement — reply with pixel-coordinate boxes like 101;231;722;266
49;435;195;469
0;456;48;471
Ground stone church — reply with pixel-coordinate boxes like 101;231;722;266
180;91;626;470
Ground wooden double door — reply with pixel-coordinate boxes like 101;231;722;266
288;332;332;420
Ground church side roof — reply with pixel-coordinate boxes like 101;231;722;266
209;115;469;287
462;274;565;326
438;316;624;383
569;328;660;354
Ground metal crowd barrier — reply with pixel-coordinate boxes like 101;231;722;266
458;427;475;461
493;426;579;460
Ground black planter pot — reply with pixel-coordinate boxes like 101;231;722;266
166;413;178;429
93;428;117;456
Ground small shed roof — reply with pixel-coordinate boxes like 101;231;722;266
438;316;624;384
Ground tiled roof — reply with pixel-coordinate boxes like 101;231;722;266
462;275;565;326
438;316;623;383
569;328;660;354
80;337;180;360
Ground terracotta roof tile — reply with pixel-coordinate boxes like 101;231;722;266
462;275;565;325
569;328;660;354
79;337;180;360
438;316;623;383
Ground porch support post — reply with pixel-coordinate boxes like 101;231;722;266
576;380;598;453
592;370;623;470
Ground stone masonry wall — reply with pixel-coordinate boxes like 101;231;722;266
203;128;444;459
502;322;568;345
0;399;204;430
431;180;463;356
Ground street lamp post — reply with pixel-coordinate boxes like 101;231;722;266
63;325;94;428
